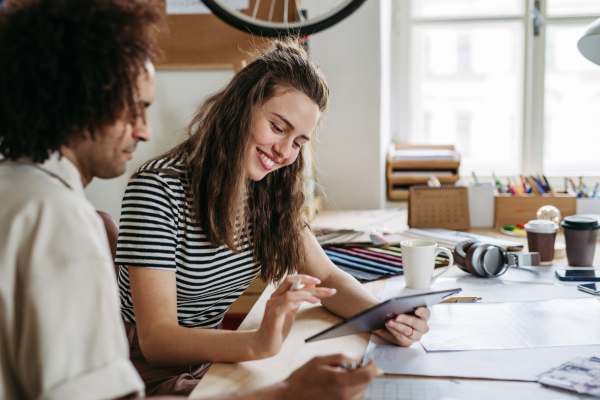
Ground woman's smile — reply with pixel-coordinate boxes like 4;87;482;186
256;148;276;170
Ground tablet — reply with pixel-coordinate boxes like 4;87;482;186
305;288;462;342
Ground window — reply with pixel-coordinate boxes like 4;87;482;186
393;0;600;176
543;24;600;174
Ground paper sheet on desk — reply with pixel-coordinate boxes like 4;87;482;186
420;298;600;352
364;378;594;400
381;276;591;303
363;335;600;381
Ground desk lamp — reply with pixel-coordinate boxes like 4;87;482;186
578;18;600;66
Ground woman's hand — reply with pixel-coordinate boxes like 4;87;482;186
249;275;336;359
372;307;431;347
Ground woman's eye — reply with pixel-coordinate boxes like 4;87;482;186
271;122;283;133
293;142;302;149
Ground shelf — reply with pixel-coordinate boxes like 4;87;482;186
386;143;461;201
388;175;459;185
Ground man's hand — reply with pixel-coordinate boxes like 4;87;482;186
373;307;430;346
282;354;380;400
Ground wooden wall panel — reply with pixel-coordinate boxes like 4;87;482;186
155;0;297;70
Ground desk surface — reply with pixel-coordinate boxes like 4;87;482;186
190;209;597;399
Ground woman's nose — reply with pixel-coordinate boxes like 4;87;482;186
273;139;291;160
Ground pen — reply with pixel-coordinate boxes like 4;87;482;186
340;361;384;376
341;361;358;372
520;174;527;193
441;296;482;303
472;171;479;186
527;177;540;195
290;277;302;291
568;178;578;195
542;174;551;191
506;177;516;195
533;177;546;194
530;176;546;195
513;177;522;195
492;172;503;194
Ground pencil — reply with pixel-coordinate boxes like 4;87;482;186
513;177;522;195
527;177;541;195
441;296;482;303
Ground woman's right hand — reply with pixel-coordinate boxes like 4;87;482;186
249;274;336;359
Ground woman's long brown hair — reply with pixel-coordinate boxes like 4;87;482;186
142;39;329;283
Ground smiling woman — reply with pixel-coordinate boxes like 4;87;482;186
248;90;319;181
113;39;431;396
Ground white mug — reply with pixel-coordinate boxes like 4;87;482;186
400;240;454;289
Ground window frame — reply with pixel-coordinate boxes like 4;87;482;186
391;0;600;178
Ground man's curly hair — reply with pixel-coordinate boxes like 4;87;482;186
0;0;163;163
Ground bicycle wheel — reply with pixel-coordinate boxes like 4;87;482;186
202;0;367;37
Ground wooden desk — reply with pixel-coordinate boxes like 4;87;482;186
190;210;597;399
191;280;385;398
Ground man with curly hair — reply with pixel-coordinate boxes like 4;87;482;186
0;1;378;399
0;0;159;398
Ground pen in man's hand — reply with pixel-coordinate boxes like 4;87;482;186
341;361;358;372
341;361;384;376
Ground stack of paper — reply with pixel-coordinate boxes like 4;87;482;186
420;298;600;352
364;277;600;384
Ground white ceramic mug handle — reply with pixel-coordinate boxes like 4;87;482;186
430;246;454;284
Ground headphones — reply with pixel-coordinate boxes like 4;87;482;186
454;240;541;278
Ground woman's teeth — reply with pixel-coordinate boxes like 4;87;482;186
259;151;275;167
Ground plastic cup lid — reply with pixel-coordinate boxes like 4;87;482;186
561;216;600;231
525;220;559;233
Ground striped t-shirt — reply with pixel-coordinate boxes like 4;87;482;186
115;155;261;328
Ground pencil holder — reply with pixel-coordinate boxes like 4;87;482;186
494;194;577;228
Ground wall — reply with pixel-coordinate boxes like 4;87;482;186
86;2;388;219
85;70;233;219
310;0;388;210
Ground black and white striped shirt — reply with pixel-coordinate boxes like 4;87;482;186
115;155;261;328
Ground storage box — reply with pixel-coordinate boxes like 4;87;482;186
387;143;460;200
494;194;577;228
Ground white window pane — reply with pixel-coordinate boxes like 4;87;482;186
409;23;523;175
547;0;600;17
411;0;524;19
544;24;600;174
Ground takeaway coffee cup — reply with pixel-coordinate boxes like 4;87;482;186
400;240;454;289
561;216;600;266
524;220;559;266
